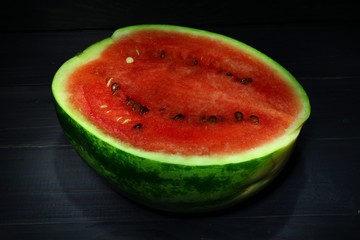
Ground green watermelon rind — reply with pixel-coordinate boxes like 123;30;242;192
55;100;295;212
52;24;310;212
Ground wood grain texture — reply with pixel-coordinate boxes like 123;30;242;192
0;23;359;239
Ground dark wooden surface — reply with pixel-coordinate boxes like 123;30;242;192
1;1;359;31
1;20;360;239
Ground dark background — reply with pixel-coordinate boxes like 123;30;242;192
1;1;360;239
1;0;360;31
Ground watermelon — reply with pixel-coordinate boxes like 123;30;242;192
52;24;310;212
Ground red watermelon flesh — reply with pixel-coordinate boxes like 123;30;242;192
67;29;301;156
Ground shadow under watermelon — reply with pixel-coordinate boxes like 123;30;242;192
53;132;306;239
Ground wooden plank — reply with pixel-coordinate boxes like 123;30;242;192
1;215;359;240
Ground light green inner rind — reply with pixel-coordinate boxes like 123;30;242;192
52;24;310;166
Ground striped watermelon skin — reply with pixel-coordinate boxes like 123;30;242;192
55;101;295;212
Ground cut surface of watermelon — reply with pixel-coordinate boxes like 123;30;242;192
52;25;310;212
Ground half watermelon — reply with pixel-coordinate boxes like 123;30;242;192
52;24;310;212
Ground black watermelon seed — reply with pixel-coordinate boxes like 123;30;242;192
249;115;259;124
160;50;166;58
132;102;141;112
139;106;149;115
234;111;243;121
238;77;253;85
193;59;199;65
111;82;121;95
208;115;217;124
133;123;142;129
172;113;185;120
126;97;134;106
226;72;233;77
111;83;118;91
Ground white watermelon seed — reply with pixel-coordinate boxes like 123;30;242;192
123;119;131;124
126;57;134;64
106;77;113;87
